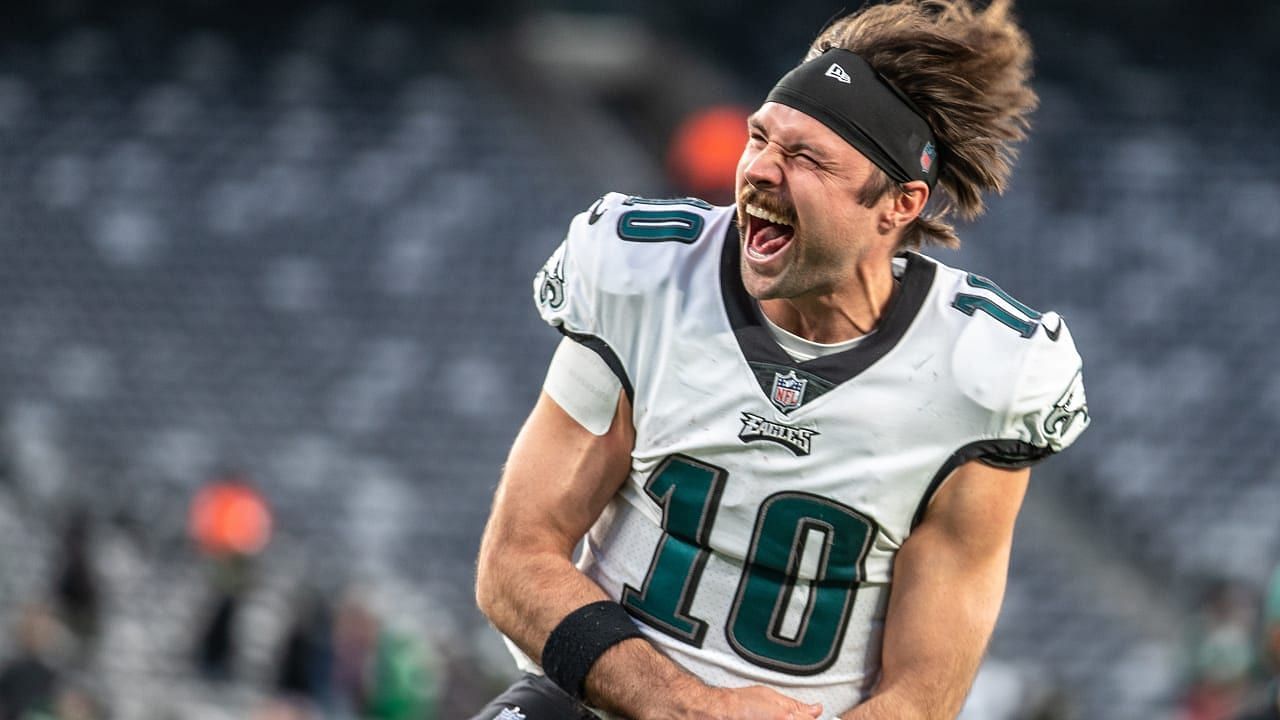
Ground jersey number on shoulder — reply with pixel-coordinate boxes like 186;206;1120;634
621;455;876;675
616;196;712;244
951;273;1042;338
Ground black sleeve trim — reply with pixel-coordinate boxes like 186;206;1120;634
556;327;635;404
910;439;1053;529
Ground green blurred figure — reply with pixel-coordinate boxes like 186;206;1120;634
365;627;442;720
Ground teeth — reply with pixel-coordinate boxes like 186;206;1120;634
745;204;792;227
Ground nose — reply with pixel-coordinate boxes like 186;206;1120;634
742;143;784;190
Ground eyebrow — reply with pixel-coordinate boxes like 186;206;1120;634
747;116;830;161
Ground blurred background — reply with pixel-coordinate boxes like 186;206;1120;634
0;1;1277;718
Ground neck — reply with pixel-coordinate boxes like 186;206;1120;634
759;257;898;344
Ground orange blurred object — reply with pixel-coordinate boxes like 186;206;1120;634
668;105;750;203
189;479;272;556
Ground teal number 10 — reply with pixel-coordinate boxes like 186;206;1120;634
951;273;1042;338
621;455;875;675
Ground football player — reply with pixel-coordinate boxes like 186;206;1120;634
472;1;1088;718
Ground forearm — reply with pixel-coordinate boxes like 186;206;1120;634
586;634;719;720
838;577;999;720
836;677;950;720
477;544;711;719
476;544;610;661
835;555;1001;720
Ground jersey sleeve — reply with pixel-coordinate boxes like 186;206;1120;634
951;301;1090;467
532;192;679;398
533;197;606;338
533;192;663;336
1002;312;1090;457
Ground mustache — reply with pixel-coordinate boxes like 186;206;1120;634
737;188;797;227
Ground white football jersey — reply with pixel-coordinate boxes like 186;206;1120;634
522;193;1089;713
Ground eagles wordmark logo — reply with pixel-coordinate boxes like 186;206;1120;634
739;412;818;456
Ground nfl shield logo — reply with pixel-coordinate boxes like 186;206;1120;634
920;142;936;174
770;370;807;413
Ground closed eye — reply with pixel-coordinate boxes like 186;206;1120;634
746;118;831;169
788;151;829;172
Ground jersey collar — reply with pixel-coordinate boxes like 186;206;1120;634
718;219;936;413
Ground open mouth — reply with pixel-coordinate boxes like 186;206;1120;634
743;203;795;261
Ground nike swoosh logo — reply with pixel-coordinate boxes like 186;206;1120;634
587;198;606;225
1043;318;1062;342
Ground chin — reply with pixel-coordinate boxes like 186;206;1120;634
740;266;786;301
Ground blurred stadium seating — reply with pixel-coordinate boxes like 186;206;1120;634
0;2;1275;718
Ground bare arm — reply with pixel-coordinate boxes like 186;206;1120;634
476;390;821;720
475;390;635;668
840;461;1031;720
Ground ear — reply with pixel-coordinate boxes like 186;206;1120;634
889;180;930;228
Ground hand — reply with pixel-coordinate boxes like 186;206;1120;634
706;684;825;720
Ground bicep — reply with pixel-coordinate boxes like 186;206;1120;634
484;388;635;558
917;459;1030;553
891;459;1030;630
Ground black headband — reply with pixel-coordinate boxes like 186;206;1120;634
766;48;939;188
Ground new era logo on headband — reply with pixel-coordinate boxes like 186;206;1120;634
824;63;852;84
768;48;938;187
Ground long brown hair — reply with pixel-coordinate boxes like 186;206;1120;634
811;0;1038;249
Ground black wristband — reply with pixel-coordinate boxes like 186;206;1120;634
542;600;645;701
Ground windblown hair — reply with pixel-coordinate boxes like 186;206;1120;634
809;0;1037;249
